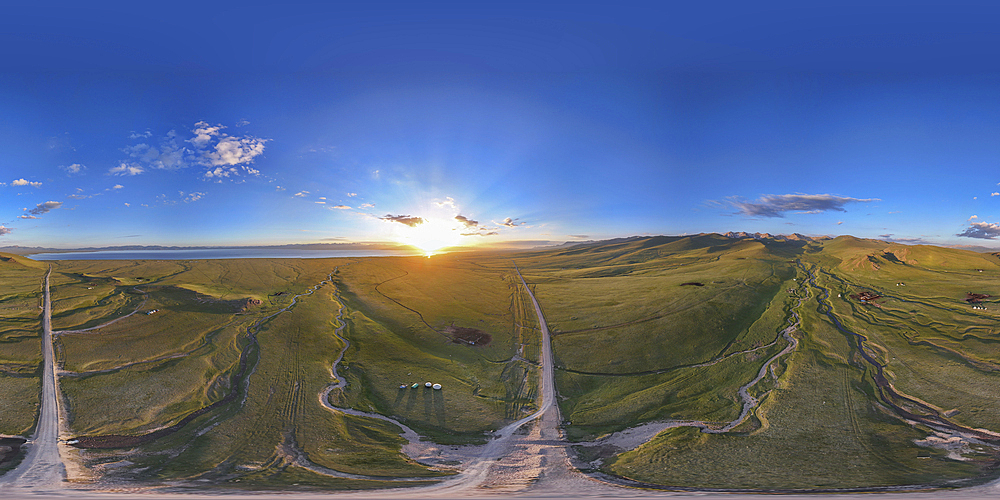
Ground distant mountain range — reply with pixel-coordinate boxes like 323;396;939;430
0;242;411;255
4;233;998;256
721;231;827;242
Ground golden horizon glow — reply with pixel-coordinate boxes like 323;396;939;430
392;217;471;256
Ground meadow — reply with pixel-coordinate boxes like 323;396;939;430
541;236;1000;489
3;235;1000;490
0;253;46;436
7;254;532;487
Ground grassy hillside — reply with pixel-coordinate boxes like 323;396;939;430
31;255;529;487
0;253;46;436
4;236;1000;490
553;235;1000;489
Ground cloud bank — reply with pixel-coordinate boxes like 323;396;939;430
957;221;1000;239
11;178;42;188
114;122;267;179
28;201;63;216
729;193;879;218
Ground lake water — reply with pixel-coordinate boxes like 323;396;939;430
29;248;422;260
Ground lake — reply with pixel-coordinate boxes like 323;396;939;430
29;248;423;260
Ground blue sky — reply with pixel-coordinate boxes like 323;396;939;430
3;2;1000;249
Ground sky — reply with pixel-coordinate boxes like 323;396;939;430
3;1;1000;250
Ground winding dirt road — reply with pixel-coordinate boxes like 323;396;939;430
0;267;65;491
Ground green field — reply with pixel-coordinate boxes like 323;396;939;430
2;254;534;488
0;253;46;436
518;235;1000;489
2;235;1000;490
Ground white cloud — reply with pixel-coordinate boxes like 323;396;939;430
276;186;286;191
293;191;309;197
346;192;357;197
119;123;267;180
0;226;11;236
122;134;187;171
204;135;267;166
109;163;145;176
18;215;39;219
187;121;267;176
434;197;457;208
331;205;351;209
359;203;374;209
315;201;326;204
112;184;124;189
319;197;327;200
189;121;224;148
182;191;206;203
992;192;999;197
61;163;86;175
124;202;131;207
236;119;250;127
204;166;238;178
11;178;40;187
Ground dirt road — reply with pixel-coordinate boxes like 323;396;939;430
0;267;65;491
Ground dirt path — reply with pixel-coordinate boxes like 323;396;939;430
54;290;147;335
0;267;66;491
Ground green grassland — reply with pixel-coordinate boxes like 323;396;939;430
606;280;984;489
5;235;1000;491
107;282;444;486
0;253;46;435
514;235;1000;489
332;255;538;442
35;255;530;486
514;235;797;439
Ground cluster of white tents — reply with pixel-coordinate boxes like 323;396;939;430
400;381;442;390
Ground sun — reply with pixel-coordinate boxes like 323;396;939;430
395;218;465;256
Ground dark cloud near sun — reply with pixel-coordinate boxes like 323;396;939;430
456;214;502;236
728;194;879;218
957;221;1000;239
498;217;524;228
455;215;479;228
381;214;425;227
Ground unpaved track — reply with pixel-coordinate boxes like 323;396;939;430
0;267;66;491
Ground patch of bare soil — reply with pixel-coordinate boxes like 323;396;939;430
679;282;704;286
0;437;26;467
965;292;991;303
444;325;491;346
